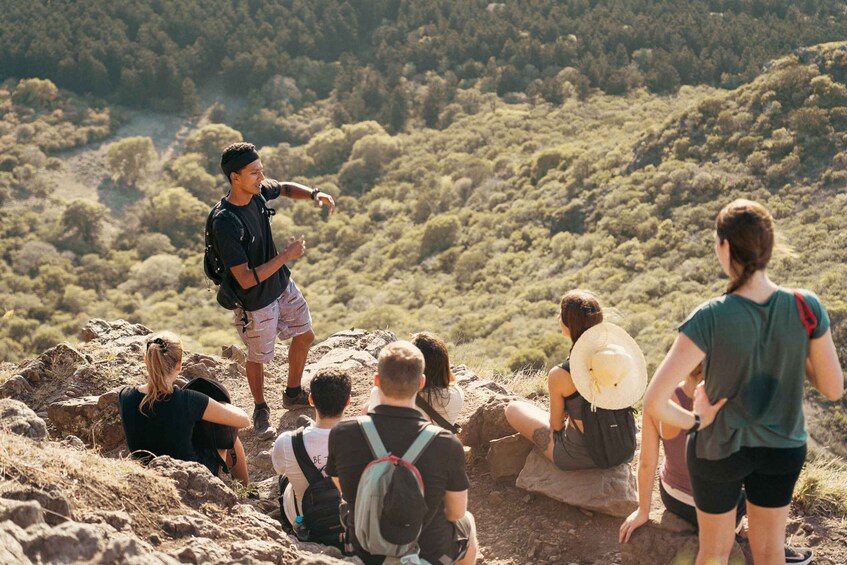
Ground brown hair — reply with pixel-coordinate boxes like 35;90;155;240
412;332;454;403
560;289;604;347
140;331;183;414
377;341;424;400
715;199;775;293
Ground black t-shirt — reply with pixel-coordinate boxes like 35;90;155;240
326;405;469;564
118;386;214;472
212;184;288;312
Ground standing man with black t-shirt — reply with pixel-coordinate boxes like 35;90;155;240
213;142;335;440
326;341;478;565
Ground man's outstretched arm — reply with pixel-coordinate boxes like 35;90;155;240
264;179;336;215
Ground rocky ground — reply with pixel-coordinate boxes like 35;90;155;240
1;319;845;564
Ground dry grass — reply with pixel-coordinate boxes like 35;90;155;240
793;447;847;519
504;367;549;400
0;431;185;536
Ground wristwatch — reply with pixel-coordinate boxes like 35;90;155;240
687;414;701;435
310;188;320;201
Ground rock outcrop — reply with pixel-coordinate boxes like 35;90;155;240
516;449;638;517
0;398;47;440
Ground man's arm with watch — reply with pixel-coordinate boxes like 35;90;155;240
263;179;336;215
644;333;728;434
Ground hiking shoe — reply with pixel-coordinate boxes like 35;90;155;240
282;388;310;410
785;547;812;565
252;404;277;440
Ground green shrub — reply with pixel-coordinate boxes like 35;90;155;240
508;348;548;373
420;215;460;259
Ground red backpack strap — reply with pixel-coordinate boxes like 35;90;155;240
793;290;817;338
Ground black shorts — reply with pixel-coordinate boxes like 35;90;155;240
659;481;746;528
686;437;806;514
423;513;472;565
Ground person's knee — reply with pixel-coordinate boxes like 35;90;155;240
293;330;315;347
504;401;520;425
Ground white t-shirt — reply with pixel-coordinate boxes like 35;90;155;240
366;385;464;425
272;425;332;524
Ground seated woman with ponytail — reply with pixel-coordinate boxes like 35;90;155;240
118;331;252;486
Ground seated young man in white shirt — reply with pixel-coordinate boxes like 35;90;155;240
272;368;351;526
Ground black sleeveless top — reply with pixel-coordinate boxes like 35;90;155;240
560;360;585;422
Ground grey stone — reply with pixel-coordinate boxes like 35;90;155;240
83;510;133;532
307;348;377;376
515;449;638;517
162;514;222;539
0;485;73;525
147;456;237;509
0;498;44;529
0;398;48;440
19;342;87;384
47;389;123;450
23;521;106;563
487;433;533;479
0;375;34;398
173;537;230;564
0;520;30;564
81;319;152;342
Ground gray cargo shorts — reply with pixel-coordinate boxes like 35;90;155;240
233;279;312;364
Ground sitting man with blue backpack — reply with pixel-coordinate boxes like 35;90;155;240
326;341;477;565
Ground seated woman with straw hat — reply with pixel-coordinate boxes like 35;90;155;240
505;290;647;470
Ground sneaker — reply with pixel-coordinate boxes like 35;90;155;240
252;404;277;440
282;388;310;410
785;546;813;565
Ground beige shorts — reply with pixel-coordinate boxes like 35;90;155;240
233;279;312;364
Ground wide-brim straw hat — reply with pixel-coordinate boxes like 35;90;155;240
570;322;647;410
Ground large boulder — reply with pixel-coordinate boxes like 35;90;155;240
515;449;638;517
486;433;534;479
47;389;123;450
0;398;48;440
457;394;519;449
80;319;152;343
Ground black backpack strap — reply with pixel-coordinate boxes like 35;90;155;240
291;429;324;485
415;393;460;434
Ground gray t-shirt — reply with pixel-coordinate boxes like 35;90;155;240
679;288;830;460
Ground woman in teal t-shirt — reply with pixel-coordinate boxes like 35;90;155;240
644;199;844;565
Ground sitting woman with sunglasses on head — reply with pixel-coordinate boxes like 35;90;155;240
118;331;252;485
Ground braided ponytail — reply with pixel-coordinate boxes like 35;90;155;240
140;331;184;415
716;199;775;294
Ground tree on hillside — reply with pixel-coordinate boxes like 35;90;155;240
142;187;207;248
11;78;59;110
61;199;107;250
107;137;157;187
185;124;243;172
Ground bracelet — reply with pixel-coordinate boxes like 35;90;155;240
251;268;260;285
687;414;701;435
310;188;320;201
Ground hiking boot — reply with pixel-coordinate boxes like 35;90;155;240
282;388;310;410
252;404;277;440
784;547;812;565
